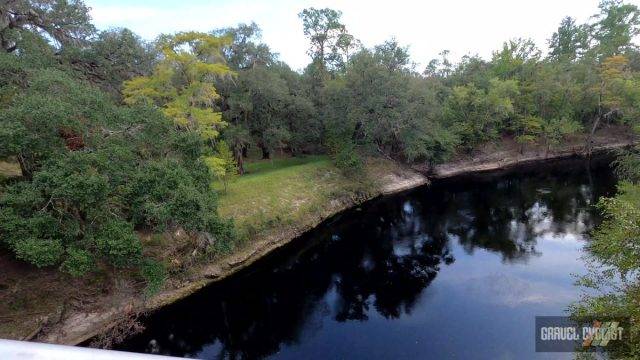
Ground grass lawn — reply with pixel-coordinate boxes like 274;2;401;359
213;155;366;237
0;160;21;180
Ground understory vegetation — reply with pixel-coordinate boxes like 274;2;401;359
1;1;640;343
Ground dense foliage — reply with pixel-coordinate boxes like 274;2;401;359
213;1;640;169
570;160;640;358
0;7;233;277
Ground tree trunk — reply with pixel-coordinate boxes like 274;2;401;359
585;109;619;156
586;81;605;156
235;149;244;175
260;145;270;160
585;116;601;156
16;152;31;180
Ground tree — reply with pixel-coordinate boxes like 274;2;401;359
223;61;318;160
444;55;491;89
60;28;157;98
0;67;111;178
570;180;640;358
514;116;543;154
587;55;640;152
123;32;234;144
600;55;640;118
444;79;519;150
0;64;234;274
213;22;275;70
225;65;287;159
540;117;582;155
491;38;541;80
331;31;361;71
374;39;411;72
299;8;353;78
424;50;453;78
0;0;95;52
223;125;251;174
206;141;237;192
322;41;457;164
591;0;640;58
549;16;590;61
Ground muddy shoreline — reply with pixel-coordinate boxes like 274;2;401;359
36;140;634;347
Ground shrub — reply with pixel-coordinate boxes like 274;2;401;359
13;238;64;268
94;219;142;268
62;248;95;277
333;141;364;177
140;259;167;297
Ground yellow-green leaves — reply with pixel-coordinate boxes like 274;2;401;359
123;32;235;141
205;141;237;192
205;156;227;178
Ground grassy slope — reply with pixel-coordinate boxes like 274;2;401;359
213;155;370;238
0;161;21;182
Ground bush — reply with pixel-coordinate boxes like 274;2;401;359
62;248;95;277
205;216;237;256
332;141;364;177
570;181;640;357
126;160;226;234
140;259;167;297
13;238;64;268
95;219;142;268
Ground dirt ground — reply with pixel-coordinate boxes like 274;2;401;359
0;252;144;342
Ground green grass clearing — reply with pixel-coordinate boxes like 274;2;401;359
0;160;21;180
212;155;372;238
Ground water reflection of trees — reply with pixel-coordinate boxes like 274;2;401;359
432;169;612;263
330;199;454;321
118;164;615;359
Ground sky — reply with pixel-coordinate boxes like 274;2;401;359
85;0;634;71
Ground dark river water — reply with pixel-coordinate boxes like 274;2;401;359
116;157;618;359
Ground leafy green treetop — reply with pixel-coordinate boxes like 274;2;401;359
299;7;356;78
591;0;640;58
0;0;95;52
123;32;234;142
549;16;590;61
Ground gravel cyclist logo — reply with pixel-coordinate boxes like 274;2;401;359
581;320;624;348
536;316;627;352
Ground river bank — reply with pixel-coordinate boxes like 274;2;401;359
116;151;619;359
6;130;636;347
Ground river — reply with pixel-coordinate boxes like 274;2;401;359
116;157;618;359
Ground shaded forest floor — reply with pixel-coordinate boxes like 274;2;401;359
0;126;635;345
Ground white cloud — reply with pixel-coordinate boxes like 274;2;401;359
87;0;607;71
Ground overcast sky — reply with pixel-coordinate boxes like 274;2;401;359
85;0;633;71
